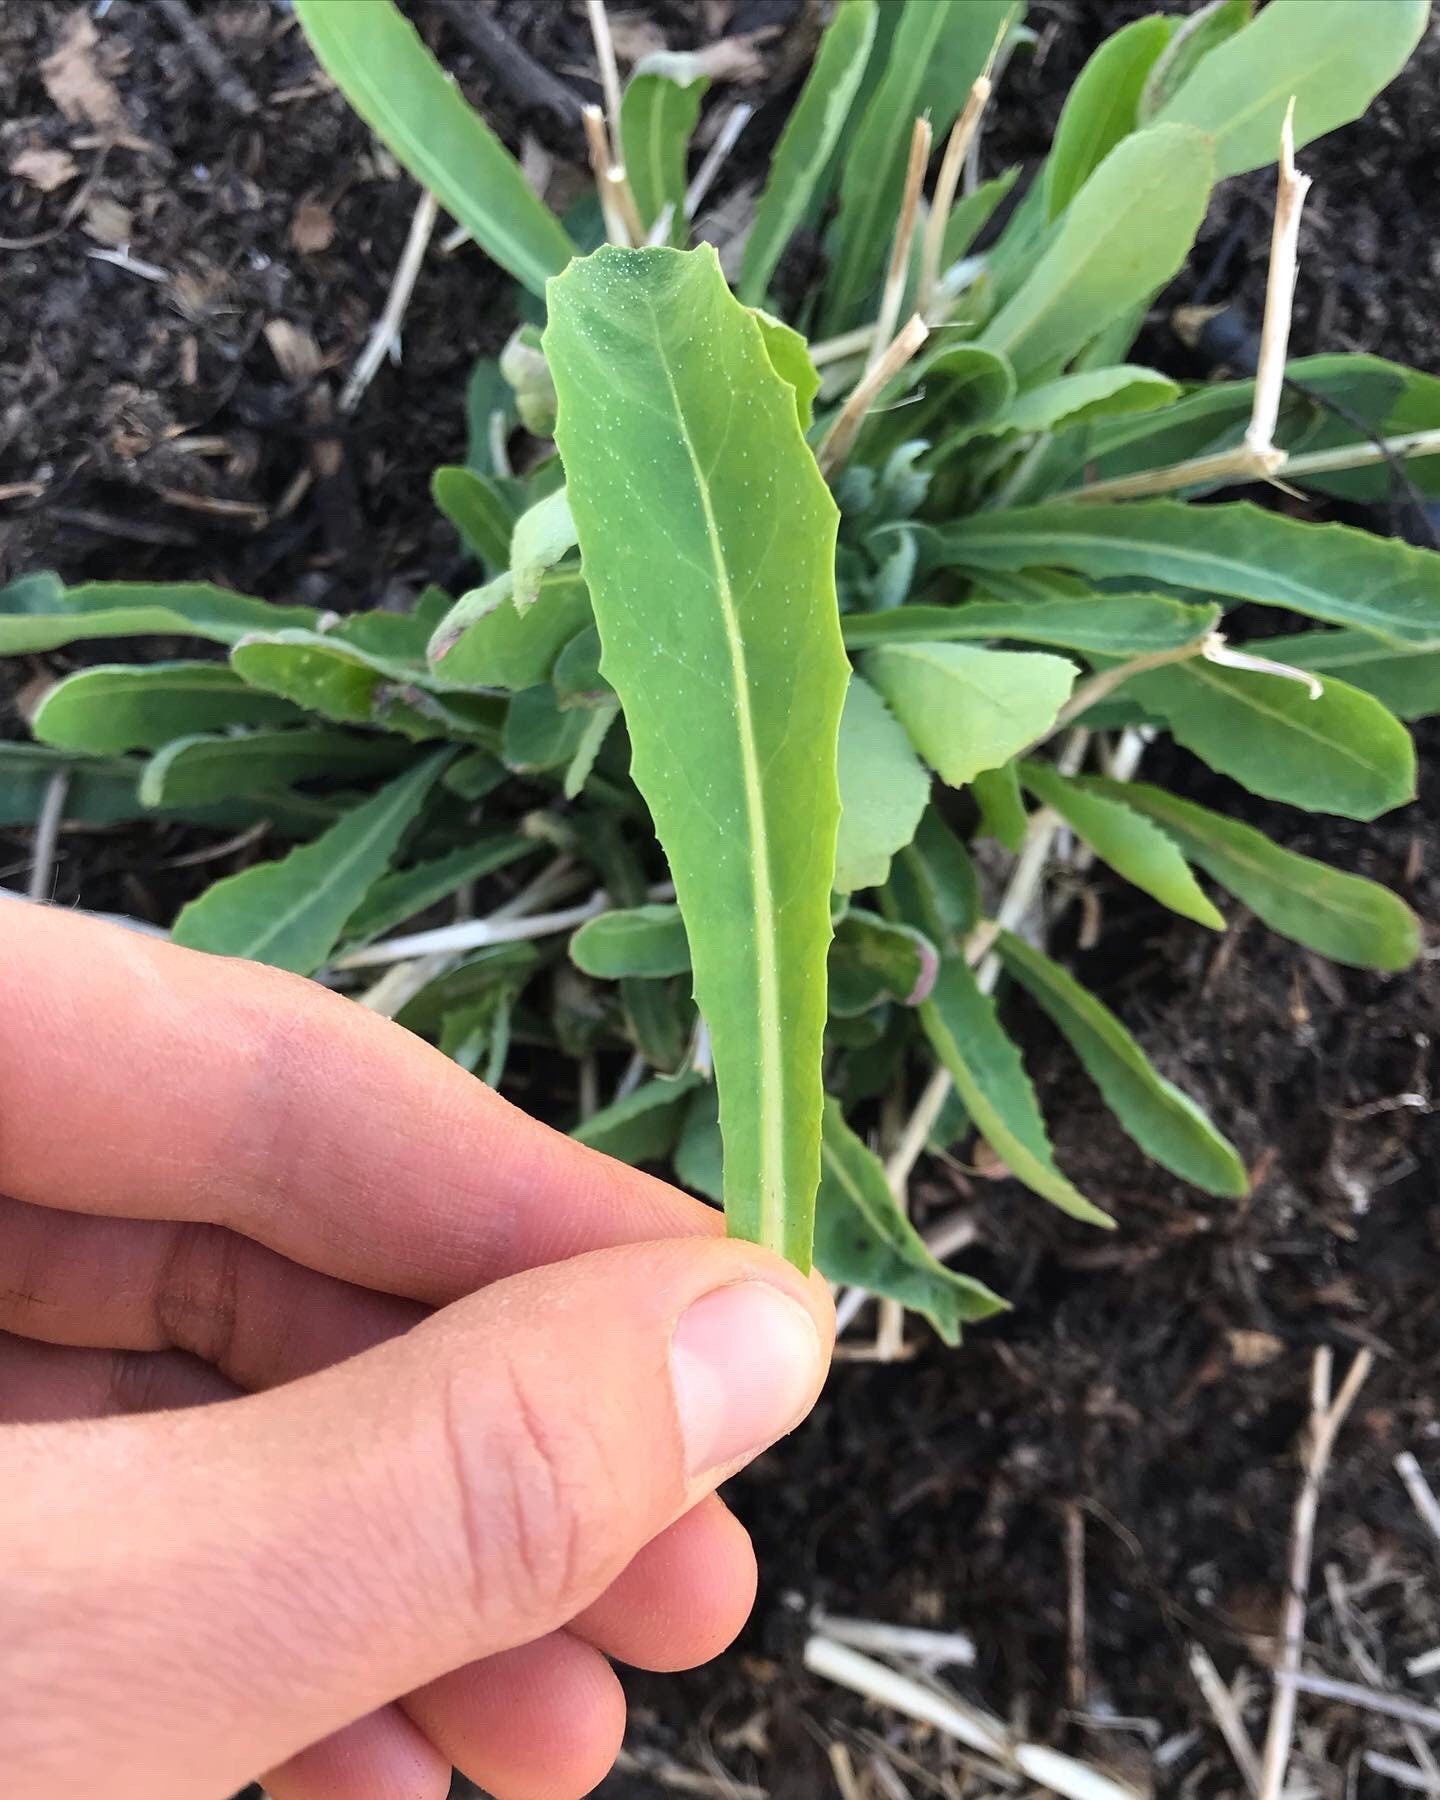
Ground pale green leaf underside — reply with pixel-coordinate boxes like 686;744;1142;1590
0;581;318;653
569;904;692;979
927;501;1440;647
546;244;848;1268
865;643;1077;789
292;0;574;296
511;487;578;612
995;931;1247;1196
920;958;1112;1227
170;753;449;972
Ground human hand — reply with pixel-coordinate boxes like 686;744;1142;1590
0;903;832;1800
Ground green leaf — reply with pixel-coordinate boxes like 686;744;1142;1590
292;0;574;296
546;244;848;1267
511;486;578;612
751;309;820;432
0;581;317;654
140;729;412;809
995;930;1247;1196
996;366;1179;435
571;1072;703;1164
843;591;1218;656
865;643;1076;788
1139;0;1253;121
829;909;937;1014
1125;658;1416;822
502;684;591;773
885;807;981;950
1084;777;1420;971
342;835;533;947
978;125;1213;378
1261;630;1440;721
465;357;516;477
551;625;611;709
569;904;692;979
1046;15;1176;218
673;1084;724;1202
815;1099;1006;1344
442;747;507;800
30;662;301;753
170;753;450;972
971;762;1027;852
621;69;708;238
561;697;619;798
941;165;1020;266
738;0;877;304
623;975;694;1072
823;0;1015;329
870;345;1016;465
920;957;1112;1226
429;573;593;690
926;500;1440;647
834;674;930;894
1153;0;1427;180
1017;759;1224;927
395;942;540;1038
432;466;517;569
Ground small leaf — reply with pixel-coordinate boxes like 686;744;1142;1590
885;807;981;950
829;909;937;1014
1262;629;1440;721
430;573;593;690
941;165;1020;266
815;1099;1006;1344
30;661;301;753
865;643;1076;788
823;0;1015;329
620;69;708;239
511;487;578;613
1084;777;1420;971
571;1072;703;1164
624;975;694;1072
751;309;820;431
465;356;516;476
570;904;692;979
551;626;611;709
1153;0;1427;180
1018;759;1224;928
170;753;450;972
738;0;878;305
872;344;1016;464
844;591;1218;656
979;125;1213;378
920;957;1112;1226
139;729;411;809
927;500;1440;647
395;942;540;1038
561;697;619;798
834;673;930;894
995;930;1247;1196
432;465;518;569
995;365;1179;435
1139;0;1253;121
0;581;317;654
442;748;507;800
1126;658;1416;822
343;835;533;947
1046;15;1176;218
502;684;591;773
547;244;848;1268
292;0;575;296
971;763;1028;852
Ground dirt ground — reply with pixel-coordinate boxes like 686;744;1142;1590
3;4;1439;1798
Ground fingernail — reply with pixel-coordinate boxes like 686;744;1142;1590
670;1282;823;1477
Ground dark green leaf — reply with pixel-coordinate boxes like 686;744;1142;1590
395;942;540;1038
971;762;1027;851
502;684;591;773
885;807;981;950
432;465;517;568
0;581;317;654
139;729;411;809
343;834;533;946
572;1073;703;1164
829;909;937;1014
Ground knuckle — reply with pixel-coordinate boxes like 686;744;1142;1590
438;1354;607;1626
153;1220;242;1371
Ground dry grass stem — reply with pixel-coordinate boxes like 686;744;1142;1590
1187;1644;1262;1795
26;768;70;902
868;117;932;373
1395;1450;1440;1548
918;77;992;317
1256;1347;1374;1800
684;102;754;221
818;314;929;476
585;0;625;159
1278;1669;1440;1735
1245;100;1311;458
339;186;438;412
583;104;633;244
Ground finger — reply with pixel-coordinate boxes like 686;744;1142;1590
3;1235;830;1797
0;904;718;1304
402;1634;623;1800
0;1330;233;1422
263;1706;451;1800
0;1193;425;1386
570;1496;756;1671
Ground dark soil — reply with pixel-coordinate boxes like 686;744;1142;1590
3;5;1439;1798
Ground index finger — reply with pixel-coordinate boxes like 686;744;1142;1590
0;903;717;1302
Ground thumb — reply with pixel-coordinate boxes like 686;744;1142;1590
4;1234;830;1800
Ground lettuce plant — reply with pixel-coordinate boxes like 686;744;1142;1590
5;0;1435;1343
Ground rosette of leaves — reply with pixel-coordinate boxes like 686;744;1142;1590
5;0;1435;1345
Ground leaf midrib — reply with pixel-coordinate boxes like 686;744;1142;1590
643;297;787;1245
